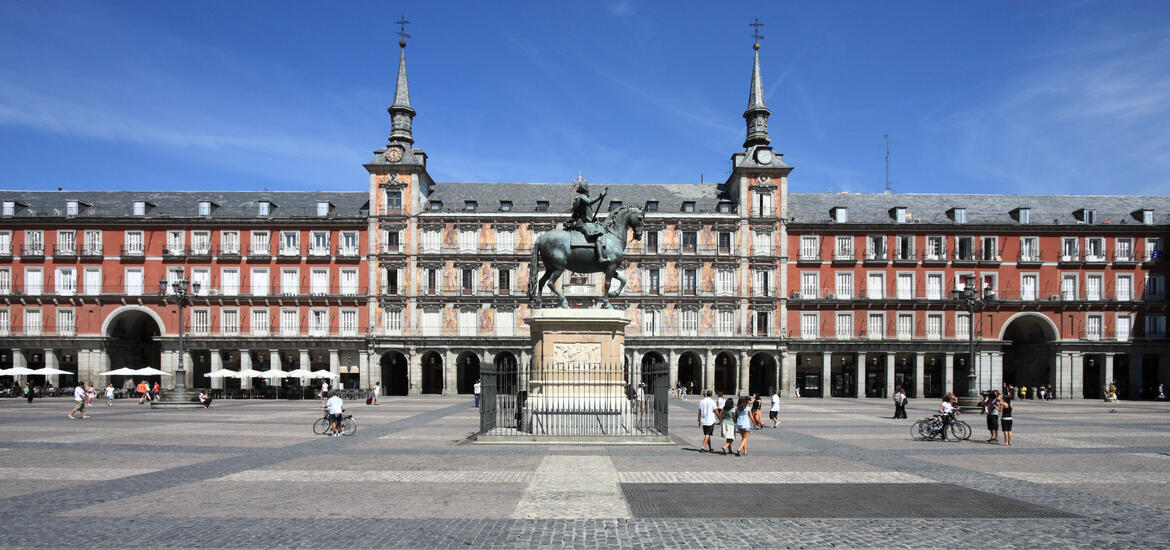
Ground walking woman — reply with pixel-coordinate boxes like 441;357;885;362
719;399;736;455
750;394;764;429
986;390;1001;443
999;394;1014;445
892;387;908;419
735;396;753;456
938;392;956;440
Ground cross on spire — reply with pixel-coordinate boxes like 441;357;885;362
395;15;411;46
749;17;765;43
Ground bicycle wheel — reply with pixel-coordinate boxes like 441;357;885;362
951;420;972;440
341;416;357;436
911;420;927;440
313;417;331;435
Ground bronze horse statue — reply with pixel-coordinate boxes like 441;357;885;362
528;205;644;309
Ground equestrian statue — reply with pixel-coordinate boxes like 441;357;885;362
528;181;644;309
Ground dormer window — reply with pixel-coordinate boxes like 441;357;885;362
464;201;477;212
1;201;13;217
429;201;442;212
953;208;967;224
316;202;331;216
198;201;212;217
682;201;695;213
645;201;659;212
133;201;147;216
499;201;512;212
66;201;79;216
536;201;549;212
1018;208;1031;224
833;207;847;223
257;201;271;217
609;200;622;211
1144;209;1155;225
1083;209;1097;224
894;207;907;223
717;201;731;213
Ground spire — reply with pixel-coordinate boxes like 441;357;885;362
388;17;415;145
743;23;771;149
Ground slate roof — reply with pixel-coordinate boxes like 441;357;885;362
788;192;1170;226
0;191;369;219
423;182;728;214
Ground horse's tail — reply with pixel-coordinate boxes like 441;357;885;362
527;235;540;302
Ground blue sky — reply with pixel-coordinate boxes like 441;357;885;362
1;1;1168;196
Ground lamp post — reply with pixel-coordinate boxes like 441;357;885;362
951;275;995;412
152;278;202;408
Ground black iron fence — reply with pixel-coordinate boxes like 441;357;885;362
480;358;668;439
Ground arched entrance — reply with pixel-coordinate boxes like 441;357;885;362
714;352;737;395
421;351;443;394
380;351;408;395
105;309;162;384
494;352;518;394
677;351;702;392
1001;314;1058;394
457;351;480;394
749;353;775;395
642;352;666;387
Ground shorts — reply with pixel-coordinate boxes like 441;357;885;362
702;424;715;436
73;400;86;411
769;411;778;420
721;423;735;440
1000;418;1013;431
330;413;345;422
987;415;999;431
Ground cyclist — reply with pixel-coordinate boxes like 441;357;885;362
325;391;345;437
937;392;957;440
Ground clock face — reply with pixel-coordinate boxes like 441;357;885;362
384;146;404;162
755;149;774;165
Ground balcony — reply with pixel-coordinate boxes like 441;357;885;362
217;246;242;260
953;247;979;264
922;249;948;264
51;245;77;259
892;248;918;264
119;246;145;260
188;246;213;260
1112;250;1138;264
162;247;186;260
832;250;856;263
0;247;10;260
307;246;332;260
863;250;889;264
1017;250;1043;265
1083;251;1108;264
80;245;103;260
797;251;822;264
1144;250;1166;263
247;248;272;261
20;245;45;259
277;248;301;259
337;247;362;260
1058;250;1083;264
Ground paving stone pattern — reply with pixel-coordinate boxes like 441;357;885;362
1;396;1169;548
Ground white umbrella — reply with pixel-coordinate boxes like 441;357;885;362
33;367;72;376
203;370;240;378
134;367;172;377
99;367;142;376
283;368;315;378
259;370;289;379
310;370;340;379
0;367;39;376
235;368;267;378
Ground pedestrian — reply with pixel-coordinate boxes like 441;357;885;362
735;396;752;456
198;390;212;409
999;394;1013;445
986;390;1001;443
326;391;345;437
1158;384;1166;401
892;387;907;419
473;379;481;408
1020;385;1027;400
750;394;764;429
716;392;726;410
718;398;736;455
938;392;956;441
635;382;645;414
769;389;780;428
320;380;329;399
68;381;89;420
152;382;160;401
696;390;717;452
1038;385;1046;400
105;383;115;406
25;382;34;404
85;382;96;405
371;381;381;405
1048;384;1055;400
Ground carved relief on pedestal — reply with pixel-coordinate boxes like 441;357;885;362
553;342;601;366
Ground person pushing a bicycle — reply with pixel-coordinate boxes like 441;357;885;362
938;392;958;440
325;391;345;437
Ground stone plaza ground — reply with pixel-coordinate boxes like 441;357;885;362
0;395;1168;549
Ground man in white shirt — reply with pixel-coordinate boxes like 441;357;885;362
769;391;781;428
473;379;482;408
697;390;717;452
68;382;89;420
325;392;345;436
320;381;329;399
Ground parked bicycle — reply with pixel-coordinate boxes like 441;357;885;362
911;413;970;441
312;409;357;436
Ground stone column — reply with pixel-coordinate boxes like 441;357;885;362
704;349;715;394
361;351;372;390
914;352;925;399
821;351;831;398
944;352;954;394
444;350;457;395
1129;354;1143;399
182;350;194;390
1069;352;1084;399
667;349;679;391
77;349;90;384
239;350;252;389
884;353;894;399
269;350;282;373
1103;352;1115;399
209;350;223;390
329;350;342;388
408;347;422;396
43;349;59;387
738;351;748;395
774;352;782;396
855;352;866;398
781;351;796;398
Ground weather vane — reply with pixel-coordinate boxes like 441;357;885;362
750;17;765;43
396;15;411;45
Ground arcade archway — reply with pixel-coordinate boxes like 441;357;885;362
493;352;519;394
714;352;737;395
749;353;776;395
421;351;444;394
380;351;408;395
1002;314;1058;393
677;351;702;391
456;352;480;394
105;309;162;373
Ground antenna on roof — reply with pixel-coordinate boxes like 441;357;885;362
881;133;897;194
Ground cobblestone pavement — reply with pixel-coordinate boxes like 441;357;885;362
2;395;1169;548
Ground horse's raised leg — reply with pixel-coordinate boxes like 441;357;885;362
608;266;627;297
600;274;613;309
545;268;568;308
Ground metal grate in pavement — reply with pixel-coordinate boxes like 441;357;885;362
620;483;1082;519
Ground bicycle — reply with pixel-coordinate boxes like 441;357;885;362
312;410;357;436
911;413;970;441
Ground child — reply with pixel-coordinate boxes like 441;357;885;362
105;384;115;406
718;399;736;455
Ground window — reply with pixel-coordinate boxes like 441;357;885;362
317;202;330;216
280;309;298;336
1061;237;1079;261
926;273;943;300
1115;238;1133;262
926;313;942;340
219;268;239;297
609;200;622;211
753;311;770;336
190;309;210;335
953;208;966;223
461;268;475;294
925;236;945;260
0;268;9;295
384;267;398;295
681;231;697;253
645;201;658;212
24;309;41;336
716;268;735;296
894;207;907;223
499;200;512;212
382;229;400;253
895;235;914;260
25;267;43;295
835;313;853;339
1061;274;1077;300
421;229;440;253
752;270;770;296
221;230;240;255
835;271;853;298
1146;315;1166;339
340;268;358;295
867;272;885;299
718;231;733;253
221;309;239;336
496;230;514;253
465;201;478;212
955;236;974;260
0;231;9;256
1084;209;1097;224
833;207;847;223
682;201;695;213
24;230;43;255
56;308;75;335
164;267;183;295
251;308;269;336
191;268;210;296
1020;237;1039;262
799;236;818;260
1021;274;1038;301
133;201;146;216
458;229;478;253
866;235;885;260
191;231;210;255
801;313;819;339
498;268;512;294
896;313;914;340
257;201;271;216
642;308;662;336
753;231;773;255
681;309;698;337
718;202;732;213
250;268;269;296
647;268;661;294
0;308;9;335
1143;210;1155;225
956;313;971;339
426;268;438;294
1116;314;1131;341
250;230;270;256
867;313;884;340
1085;237;1106;262
310;231;329;255
644;231;659;253
1146;238;1162;261
1085;314;1102;341
896;273;914;299
57;230;76;255
1145;274;1165;300
458;309;477;337
1;201;13;216
54;267;75;296
1019;208;1031;224
386;191;402;212
309;309;329;336
1117;274;1133;301
280;231;299;255
1086;274;1103;301
165;230;184;255
384;308;403;335
340;309;358;336
753;192;773;217
83;268;100;295
198;201;211;216
981;237;998;261
835;236;853;259
535;201;548;212
421;309;441;336
429;200;443;211
310;268;329;295
496;309;514;337
800;272;819;298
281;269;299;295
717;310;735;336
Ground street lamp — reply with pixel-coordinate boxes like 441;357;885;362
951;275;995;412
152;278;201;408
